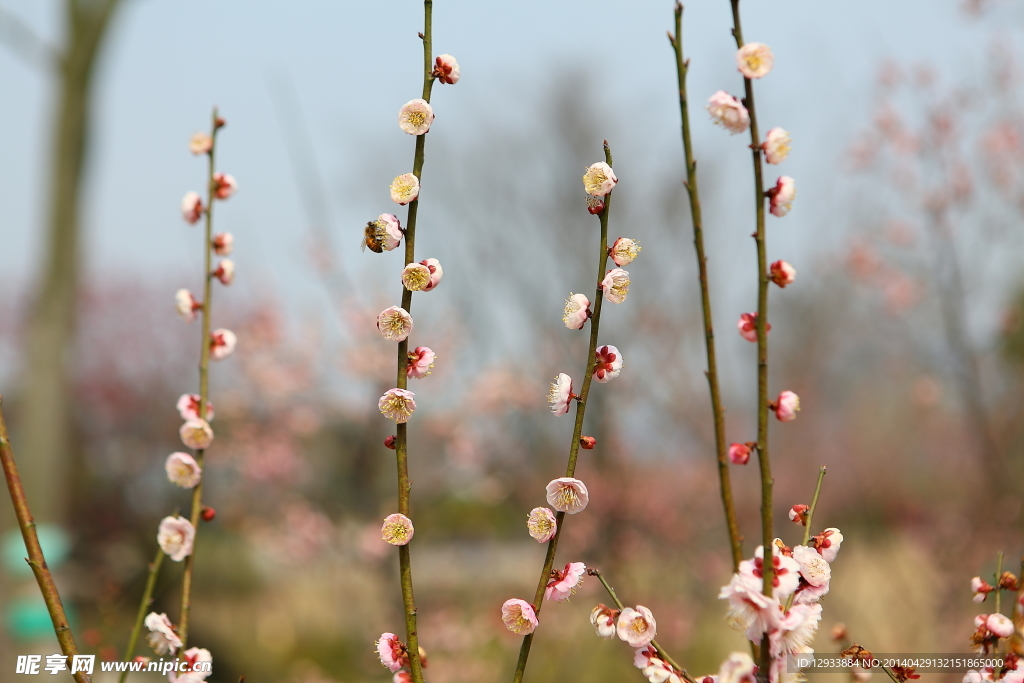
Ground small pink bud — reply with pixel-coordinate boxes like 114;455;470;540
209;328;237;361
593;345;623;383
213;259;235;285
212;231;234;256
419;258;443;291
763;128;792;164
212;172;237;200
770;260;796;288
384;435;397;449
175;289;201;323
180;192;203;224
580;436;597;450
737;312;770;343
789;504;810;525
176;393;213;421
200;506;216;522
214;116;226;129
971;577;994;603
728;442;751;465
773;390;800;422
767;176;796;217
433;54;460;84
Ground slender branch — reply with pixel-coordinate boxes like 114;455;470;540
669;1;743;571
0;7;58;70
800;466;827;547
179;107;220;648
0;398;91;683
511;142;615;683
995;551;1004;617
118;546;165;683
391;4;435;682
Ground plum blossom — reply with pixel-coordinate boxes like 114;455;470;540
590;604;619;638
212;231;233;256
746;544;802;599
563;293;591;330
642;656;681;683
381;513;415;546
213;259;234;285
601;268;630;303
212;172;237;200
365;214;404;252
719;571;781;641
770;260;796;288
501;599;538;635
593;345;623;383
189;132;212;155
548;373;574;416
611;237;641;266
729;443;751;465
179;418;213;450
434;54;460;84
768;176;796;217
546;477;589;514
971;577;994;603
377;306;414;342
773;390;800;422
398;99;434;135
176;394;213;421
763;128;792;164
210;328;237;361
169;647;212;682
737;312;770;342
718;652;757;683
810;528;843;563
772;603;822;656
376;633;409;672
793;544;831;587
406;347;436;379
390;173;420;205
419;258;443;290
545;562;586;602
157;516;195;562
986;613;1014;638
379;388;416;423
165;452;202;489
175;289;200;322
707;91;750;134
736;42;774;79
181;192;203;224
617;606;657;647
583;162;618;197
144;612;182;655
527;507;557;543
789;504;809;525
402;262;431;291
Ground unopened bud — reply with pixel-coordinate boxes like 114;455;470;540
789;504;810;525
728;442;751;465
580;436;597;450
384;435;397;449
998;571;1019;591
201;506;216;522
215;116;226;129
831;623;848;641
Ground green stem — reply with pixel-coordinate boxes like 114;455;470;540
669;1;743;571
392;5;435;682
511;143;615;683
179;107;220;648
800;467;827;547
0;398;91;683
118;547;165;683
995;551;1004;617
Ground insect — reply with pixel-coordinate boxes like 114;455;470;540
361;220;387;253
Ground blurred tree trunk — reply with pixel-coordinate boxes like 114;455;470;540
19;0;122;523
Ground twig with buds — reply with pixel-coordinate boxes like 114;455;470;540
668;1;743;572
0;398;91;683
118;546;164;683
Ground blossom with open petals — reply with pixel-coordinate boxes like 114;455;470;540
972;577;994;603
707;91;750;134
736;42;774;79
390;173;420;205
179;418;213;450
181;192;203;224
434;54;460;84
601;268;630;303
398;99;434;135
770;260;796;287
563;293;591;330
593;345;622;383
728;443;751;465
189;132;212;155
364;214;404;252
548;373;574;416
165;452;202;489
793;544;831;587
379;388;416;423
583;162;618;197
719;571;781;641
169;647;212;682
617;606;657;647
402;263;431;291
144;612;182;655
737;312;770;342
763;128;791;164
420;258;443;290
176;394;213;422
987;613;1014;638
545;562;586;602
810;528;843;563
175;289;200;322
381;513;415;546
212;231;233;256
591;604;620;638
407;347;436;379
527;507;557;542
377;306;414;342
546;477;589;514
774;390;800;421
719;652;757;683
214;259;235;285
611;237;641;266
157;516;195;562
210;329;237;361
213;172;237;200
376;633;409;672
768;176;796;217
501;599;538;635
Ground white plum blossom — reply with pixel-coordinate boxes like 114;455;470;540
144;612;182;655
179;418;213;450
189;132;212;155
157;516;196;562
212;172;237;200
793;545;831;587
381;513;415;546
583;162;618;197
548;373;574;416
175;289;200;322
593;345;623;383
398;99;434;135
181;192;203;224
718;652;757;683
545;477;589;514
527;507;557;543
501;599;538;635
390;173;420;205
617;606;657;648
563;293;591;330
590;604;619;638
165;452;202;489
736;42;774;79
434;54;460;84
611;237;641;266
601;268;630;303
379;388;416;423
763;128;792;164
402;262;432;291
707;91;750;134
811;528;843;563
209;328;237;361
768;176;796;217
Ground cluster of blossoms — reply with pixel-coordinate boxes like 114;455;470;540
963;568;1022;683
142;611;212;682
717;529;843;683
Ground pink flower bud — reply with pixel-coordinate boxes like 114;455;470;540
773;390;800;421
789;504;809;525
200;506;216;522
737;312;770;343
736;42;774;79
379;388;416;423
583;162;618;197
810;528;843;563
390;173;420;205
433;54;460;84
419;258;443;291
580;436;597;450
547;373;574;416
214;259;235;285
610;237;642;266
406;346;436;379
971;577;993;603
189;132;212;155
381;513;415;546
707;91;750;134
376;633;409;672
593;345;623;383
209;328;237;361
175;289;201;323
176;393;213;422
181;192;203;224
501;599;538;635
398;99;434;135
763;128;792;164
586;196;605;215
590;604;620;639
384;435;397;449
212;172;237;200
728;443;751;465
770;260;796;287
179;418;213;450
527;507;557;543
767;176;796;217
212;231;234;256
